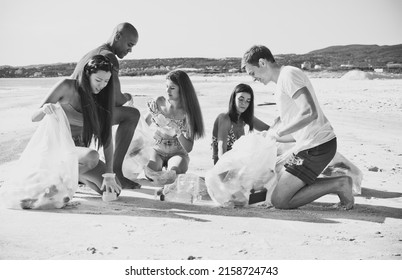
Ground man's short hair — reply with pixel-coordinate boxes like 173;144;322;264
117;22;138;37
241;45;275;69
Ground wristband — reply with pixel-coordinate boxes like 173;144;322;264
102;173;116;178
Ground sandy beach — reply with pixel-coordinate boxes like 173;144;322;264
0;72;401;262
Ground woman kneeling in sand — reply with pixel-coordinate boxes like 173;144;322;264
144;70;205;184
31;55;121;196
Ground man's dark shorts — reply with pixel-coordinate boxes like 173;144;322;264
284;138;337;185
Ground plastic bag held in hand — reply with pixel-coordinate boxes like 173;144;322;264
122;110;155;179
0;103;78;209
205;133;277;207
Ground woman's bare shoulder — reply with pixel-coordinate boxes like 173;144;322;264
54;78;76;90
216;112;230;122
215;113;232;130
49;78;77;100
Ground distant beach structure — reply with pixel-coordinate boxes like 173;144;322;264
341;69;402;80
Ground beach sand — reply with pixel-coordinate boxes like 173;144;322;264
0;73;401;260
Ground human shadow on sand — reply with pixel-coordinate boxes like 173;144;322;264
359;187;402;199
50;184;402;225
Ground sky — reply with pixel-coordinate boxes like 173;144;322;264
0;0;401;66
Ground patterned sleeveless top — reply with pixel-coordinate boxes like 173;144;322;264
147;99;188;142
211;124;237;151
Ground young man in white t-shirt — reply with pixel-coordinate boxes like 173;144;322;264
242;45;354;210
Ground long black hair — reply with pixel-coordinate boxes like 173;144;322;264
75;55;114;148
166;70;205;140
228;83;255;131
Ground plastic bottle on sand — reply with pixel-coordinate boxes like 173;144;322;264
163;173;200;203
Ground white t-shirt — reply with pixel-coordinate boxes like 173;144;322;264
275;66;335;153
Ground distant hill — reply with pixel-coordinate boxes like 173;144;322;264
275;44;402;70
309;44;401;57
1;44;401;78
307;44;402;67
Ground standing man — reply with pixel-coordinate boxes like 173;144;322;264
72;22;141;189
242;45;354;210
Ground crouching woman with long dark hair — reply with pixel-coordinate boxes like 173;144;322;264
32;55;121;196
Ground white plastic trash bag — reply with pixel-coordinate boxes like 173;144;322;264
0;103;78;209
321;152;363;195
205;133;277;207
122;113;155;180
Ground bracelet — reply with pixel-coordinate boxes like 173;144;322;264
102;173;116;178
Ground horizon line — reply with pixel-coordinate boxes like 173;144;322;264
2;43;402;68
